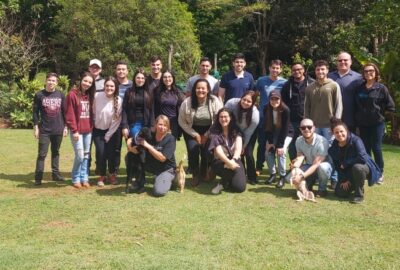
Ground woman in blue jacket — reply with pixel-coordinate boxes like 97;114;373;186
328;119;381;204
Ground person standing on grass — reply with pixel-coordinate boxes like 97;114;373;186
121;69;154;140
126;115;176;196
209;108;247;195
255;59;287;175
92;77;122;187
218;53;254;103
33;72;68;185
65;72;95;188
291;118;333;198
304;60;343;140
154;70;185;140
186;57;219;96
328;118;381;204
179;78;223;186
112;60;133;184
147;55;163;97
281;62;314;161
263;90;293;188
88;59;105;92
355;63;395;184
328;52;363;132
224;90;259;185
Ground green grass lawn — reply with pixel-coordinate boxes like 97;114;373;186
0;129;399;269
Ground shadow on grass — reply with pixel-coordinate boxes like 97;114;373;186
0;172;70;188
248;185;296;198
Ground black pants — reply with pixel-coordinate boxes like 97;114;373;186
114;127;123;173
92;128;119;176
335;164;369;198
183;125;210;178
211;158;246;193
242;131;257;181
35;133;63;180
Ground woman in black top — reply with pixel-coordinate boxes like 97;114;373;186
121;68;154;140
209;108;246;194
126;115;176;196
355;63;395;183
154;70;185;139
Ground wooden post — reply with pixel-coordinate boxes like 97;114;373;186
168;44;173;70
214;53;218;72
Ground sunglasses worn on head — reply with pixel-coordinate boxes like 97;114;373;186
300;125;313;131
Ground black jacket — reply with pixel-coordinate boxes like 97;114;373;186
281;75;315;123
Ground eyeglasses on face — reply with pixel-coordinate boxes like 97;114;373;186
300;125;313;131
363;69;375;73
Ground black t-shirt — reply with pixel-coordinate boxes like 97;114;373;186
33;89;65;135
145;133;176;175
134;88;145;122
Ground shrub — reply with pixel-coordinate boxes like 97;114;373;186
0;82;12;117
9;78;42;128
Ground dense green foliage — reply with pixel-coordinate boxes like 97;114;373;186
52;0;200;80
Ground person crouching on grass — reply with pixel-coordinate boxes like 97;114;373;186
328;118;382;204
209;108;247;194
65;72;95;188
92;77;122;187
126;115;176;196
33;73;68;185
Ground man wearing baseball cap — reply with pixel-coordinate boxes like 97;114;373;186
89;59;105;92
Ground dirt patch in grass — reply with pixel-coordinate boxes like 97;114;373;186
44;220;74;228
0;117;11;128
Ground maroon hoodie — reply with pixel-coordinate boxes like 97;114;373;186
65;88;93;134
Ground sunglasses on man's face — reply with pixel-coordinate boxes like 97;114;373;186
300;125;313;131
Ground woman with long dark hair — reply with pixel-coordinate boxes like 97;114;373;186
263;90;292;188
154;70;185;139
329;118;381;203
355;63;395;184
224;90;259;184
92;77;122;186
209;108;246;194
65;72;95;188
178;78;222;186
121;68;154;140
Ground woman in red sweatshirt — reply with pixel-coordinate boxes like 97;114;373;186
65;72;95;188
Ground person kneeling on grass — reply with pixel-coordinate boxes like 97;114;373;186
328;118;381;204
290;118;333;198
126;115;176;196
209;108;247;194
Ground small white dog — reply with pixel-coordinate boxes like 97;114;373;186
290;167;316;203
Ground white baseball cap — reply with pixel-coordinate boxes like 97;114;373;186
89;59;102;68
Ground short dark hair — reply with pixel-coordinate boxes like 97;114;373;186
291;62;304;68
232;53;246;62
200;57;211;64
46;72;59;80
150;55;162;63
314;60;329;68
270;59;283;67
115;60;128;68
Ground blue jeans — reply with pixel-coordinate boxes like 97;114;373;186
301;162;332;192
70;132;92;184
315;127;337;184
315;127;332;141
359;122;385;172
266;137;292;176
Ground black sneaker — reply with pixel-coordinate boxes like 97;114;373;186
52;174;65;182
265;174;276;185
350;197;364;204
34;180;42;186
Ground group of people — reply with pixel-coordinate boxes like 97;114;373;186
32;52;395;202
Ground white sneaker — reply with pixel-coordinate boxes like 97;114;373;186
97;181;105;187
212;184;223;194
377;175;384;185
